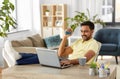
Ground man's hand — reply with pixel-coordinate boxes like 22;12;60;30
60;60;71;65
65;28;73;37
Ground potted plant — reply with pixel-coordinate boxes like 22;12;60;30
0;0;17;37
89;62;98;76
65;9;105;31
45;9;50;16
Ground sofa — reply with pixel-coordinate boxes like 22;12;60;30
94;28;120;64
11;34;61;53
3;34;62;68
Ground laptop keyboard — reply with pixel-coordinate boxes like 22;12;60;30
60;58;73;68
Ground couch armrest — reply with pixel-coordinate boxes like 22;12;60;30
13;47;37;54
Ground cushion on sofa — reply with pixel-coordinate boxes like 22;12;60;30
28;34;45;47
101;44;117;52
11;38;33;47
43;34;61;49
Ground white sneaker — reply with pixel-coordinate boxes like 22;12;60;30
4;40;21;60
2;48;16;67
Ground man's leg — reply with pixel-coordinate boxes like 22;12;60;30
16;53;39;65
3;40;39;66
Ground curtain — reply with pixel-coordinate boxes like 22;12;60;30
72;0;103;36
78;0;103;17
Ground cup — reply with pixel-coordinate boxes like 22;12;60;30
65;31;71;35
78;57;86;66
65;28;72;35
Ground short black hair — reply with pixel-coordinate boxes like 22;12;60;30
80;21;94;30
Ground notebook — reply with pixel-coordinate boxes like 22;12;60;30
36;48;72;69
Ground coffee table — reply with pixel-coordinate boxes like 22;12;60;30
2;64;116;79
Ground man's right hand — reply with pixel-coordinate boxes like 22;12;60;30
65;28;73;37
60;59;71;65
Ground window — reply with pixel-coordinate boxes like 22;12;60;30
101;0;120;24
101;0;113;22
1;0;33;33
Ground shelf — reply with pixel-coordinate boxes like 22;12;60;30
41;4;67;38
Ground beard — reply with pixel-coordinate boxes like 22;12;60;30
82;35;91;41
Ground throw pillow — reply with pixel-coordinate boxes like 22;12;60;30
11;38;33;47
28;34;45;47
44;34;61;49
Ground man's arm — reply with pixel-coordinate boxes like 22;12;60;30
58;35;73;57
68;50;95;65
58;36;96;65
84;50;95;62
62;50;95;65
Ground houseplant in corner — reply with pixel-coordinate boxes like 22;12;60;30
65;9;105;31
0;0;17;37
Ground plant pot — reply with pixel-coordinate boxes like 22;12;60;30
89;68;98;76
45;12;49;16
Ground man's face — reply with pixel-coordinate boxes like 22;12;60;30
80;25;93;41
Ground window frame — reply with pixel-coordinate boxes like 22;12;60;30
105;0;120;25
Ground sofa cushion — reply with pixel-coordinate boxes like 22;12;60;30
11;38;33;47
101;44;117;52
43;34;61;49
28;34;45;47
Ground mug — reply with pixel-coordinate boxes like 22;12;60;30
78;57;86;66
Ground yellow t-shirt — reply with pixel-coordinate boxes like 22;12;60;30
69;38;99;64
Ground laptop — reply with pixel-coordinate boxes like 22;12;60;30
36;48;72;69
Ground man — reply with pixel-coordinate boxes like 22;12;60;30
58;21;99;65
3;21;98;67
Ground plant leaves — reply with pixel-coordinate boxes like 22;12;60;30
92;14;98;21
2;0;9;4
65;9;105;32
4;0;9;3
0;0;16;37
90;62;97;68
0;32;7;37
10;2;14;11
87;8;90;18
0;17;4;21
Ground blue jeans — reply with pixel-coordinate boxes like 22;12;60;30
16;53;39;65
